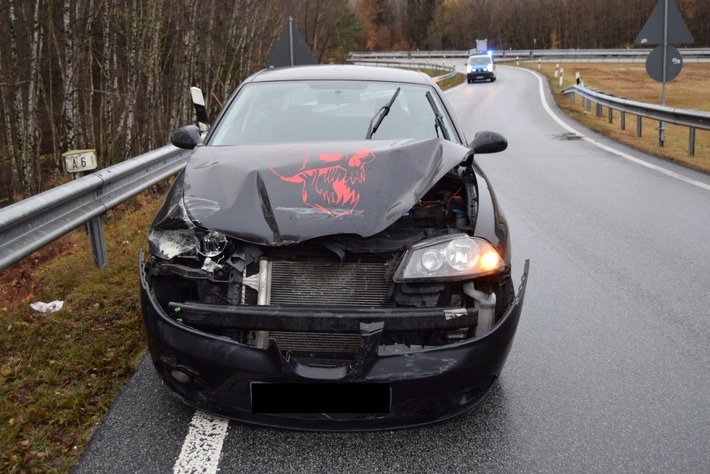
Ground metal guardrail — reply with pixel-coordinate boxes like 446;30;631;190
351;48;710;61
350;60;456;82
561;85;710;155
0;145;189;272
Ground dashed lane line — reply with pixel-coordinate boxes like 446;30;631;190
174;411;229;474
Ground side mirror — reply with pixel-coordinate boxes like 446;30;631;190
470;131;508;154
171;125;203;150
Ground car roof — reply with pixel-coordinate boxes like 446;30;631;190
246;64;436;86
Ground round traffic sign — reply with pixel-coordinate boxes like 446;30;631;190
645;45;683;82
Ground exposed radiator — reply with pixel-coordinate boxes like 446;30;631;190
244;259;392;355
269;331;362;356
268;260;391;306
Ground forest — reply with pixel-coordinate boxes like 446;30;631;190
1;0;708;204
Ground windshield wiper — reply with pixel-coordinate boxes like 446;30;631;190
366;87;401;139
425;91;450;141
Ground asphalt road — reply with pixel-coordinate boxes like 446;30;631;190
74;65;710;473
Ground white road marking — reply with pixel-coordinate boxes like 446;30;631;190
174;411;229;474
518;67;710;193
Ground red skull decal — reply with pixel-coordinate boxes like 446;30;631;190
271;148;376;217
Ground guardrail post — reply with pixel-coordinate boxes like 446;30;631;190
621;111;626;130
689;128;696;156
608;108;613;124
637;116;643;137
596;103;602;118
87;216;108;268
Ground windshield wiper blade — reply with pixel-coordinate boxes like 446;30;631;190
366;87;401;139
425;91;450;141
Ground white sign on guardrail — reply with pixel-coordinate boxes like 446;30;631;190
62;149;98;174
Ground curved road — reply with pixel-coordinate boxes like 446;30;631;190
74;65;710;473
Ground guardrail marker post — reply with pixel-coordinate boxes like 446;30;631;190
61;149;108;268
608;107;613;124
621;111;626;130
637;116;643;137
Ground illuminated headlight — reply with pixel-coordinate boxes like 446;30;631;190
148;228;199;260
466;65;473;74
394;235;504;282
486;64;493;72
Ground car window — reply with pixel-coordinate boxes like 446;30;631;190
468;56;492;66
208;81;460;146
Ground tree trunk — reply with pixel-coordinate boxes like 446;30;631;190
62;0;77;152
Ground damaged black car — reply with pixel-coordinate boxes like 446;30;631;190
140;65;528;430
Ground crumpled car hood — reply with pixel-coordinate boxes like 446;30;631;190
181;138;471;245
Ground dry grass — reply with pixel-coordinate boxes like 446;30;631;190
0;191;164;473
525;61;710;172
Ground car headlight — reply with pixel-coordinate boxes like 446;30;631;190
393;235;504;282
148;229;228;260
148;228;199;260
199;231;228;257
486;64;493;72
466;65;473;73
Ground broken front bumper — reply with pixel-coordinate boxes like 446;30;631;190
139;256;529;431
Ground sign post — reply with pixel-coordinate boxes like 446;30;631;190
635;0;693;147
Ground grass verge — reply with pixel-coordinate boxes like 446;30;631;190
0;191;163;473
521;61;710;173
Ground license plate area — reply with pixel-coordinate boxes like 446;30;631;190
251;382;391;413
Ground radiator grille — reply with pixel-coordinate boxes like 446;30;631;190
269;331;362;355
269;260;391;306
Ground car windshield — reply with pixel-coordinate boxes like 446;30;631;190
468;56;491;66
208;80;460;146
